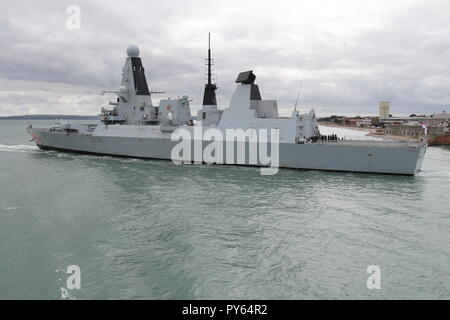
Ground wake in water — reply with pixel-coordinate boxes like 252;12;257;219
416;170;450;177
417;151;450;177
0;141;150;167
59;287;79;300
0;143;38;153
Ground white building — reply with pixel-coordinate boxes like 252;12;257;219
379;101;390;119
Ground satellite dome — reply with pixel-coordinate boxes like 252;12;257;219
118;86;129;101
127;44;140;57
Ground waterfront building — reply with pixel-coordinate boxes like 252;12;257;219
379;101;390;119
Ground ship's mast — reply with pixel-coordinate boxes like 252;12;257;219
202;33;217;106
207;33;212;85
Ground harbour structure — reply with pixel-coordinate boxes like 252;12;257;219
384;123;446;137
379;101;390;119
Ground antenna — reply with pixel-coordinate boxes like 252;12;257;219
294;80;304;111
202;33;217;106
207;32;212;85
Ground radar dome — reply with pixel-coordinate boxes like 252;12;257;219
127;44;140;57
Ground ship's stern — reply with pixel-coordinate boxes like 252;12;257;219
413;142;428;174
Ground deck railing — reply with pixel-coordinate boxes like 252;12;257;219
314;137;425;147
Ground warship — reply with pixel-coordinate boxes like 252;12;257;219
27;36;427;175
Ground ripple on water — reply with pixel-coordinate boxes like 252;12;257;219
0;123;449;299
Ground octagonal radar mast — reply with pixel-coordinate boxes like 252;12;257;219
98;44;154;124
98;45;193;126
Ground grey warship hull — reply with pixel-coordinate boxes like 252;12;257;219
26;43;428;176
28;127;427;175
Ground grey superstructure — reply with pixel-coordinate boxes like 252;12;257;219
27;41;427;175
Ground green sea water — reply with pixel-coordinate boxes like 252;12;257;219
0;120;449;299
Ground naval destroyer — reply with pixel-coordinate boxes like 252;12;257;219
27;37;427;175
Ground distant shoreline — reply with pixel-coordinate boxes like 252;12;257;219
319;122;372;132
0;115;98;120
319;122;422;142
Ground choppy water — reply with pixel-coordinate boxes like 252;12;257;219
0;120;449;299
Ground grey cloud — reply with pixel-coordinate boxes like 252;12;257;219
0;0;449;116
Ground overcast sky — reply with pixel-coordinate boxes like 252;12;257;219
1;0;449;116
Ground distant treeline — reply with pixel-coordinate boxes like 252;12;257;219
0;115;98;120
